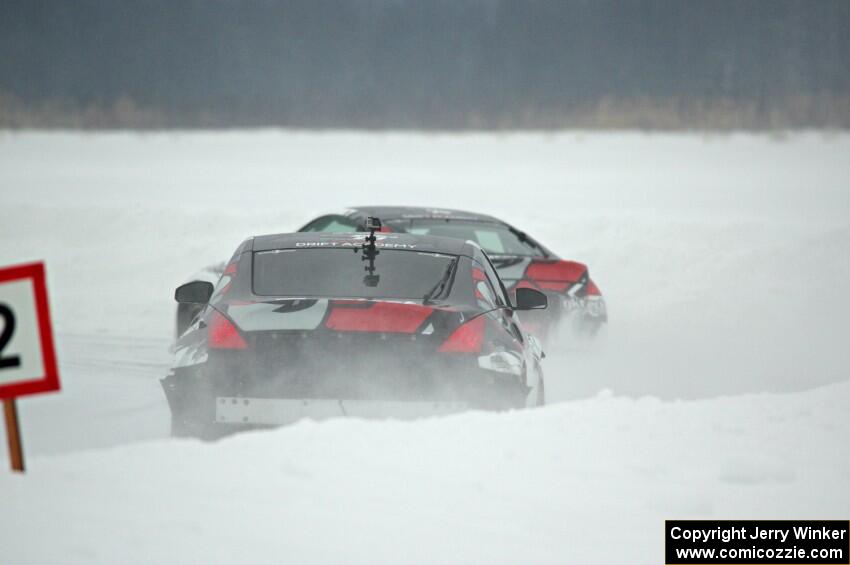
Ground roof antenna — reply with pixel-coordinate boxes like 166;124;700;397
363;217;382;251
361;217;381;287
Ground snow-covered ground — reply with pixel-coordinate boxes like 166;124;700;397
3;382;849;565
1;131;848;563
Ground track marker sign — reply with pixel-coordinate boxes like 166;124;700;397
0;262;59;472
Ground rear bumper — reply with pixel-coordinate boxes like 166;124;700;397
518;294;607;342
161;364;528;438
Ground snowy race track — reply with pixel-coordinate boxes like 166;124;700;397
0;131;849;564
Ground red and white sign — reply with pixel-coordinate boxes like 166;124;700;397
0;262;59;399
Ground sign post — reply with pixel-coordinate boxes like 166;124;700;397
0;262;60;473
3;399;24;471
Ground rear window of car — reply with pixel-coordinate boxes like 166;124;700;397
301;216;358;233
407;220;543;256
252;248;457;299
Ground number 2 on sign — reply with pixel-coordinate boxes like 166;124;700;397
0;303;21;369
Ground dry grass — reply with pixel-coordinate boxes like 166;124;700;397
2;91;848;131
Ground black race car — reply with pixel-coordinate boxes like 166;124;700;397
163;228;548;438
174;207;605;342
298;207;606;341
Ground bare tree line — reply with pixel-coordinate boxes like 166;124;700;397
2;0;848;129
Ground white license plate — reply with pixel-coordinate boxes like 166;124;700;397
215;397;468;426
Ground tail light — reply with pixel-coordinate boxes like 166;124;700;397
438;316;486;353
208;310;248;350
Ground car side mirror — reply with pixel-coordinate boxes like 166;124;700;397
175;281;214;304
514;287;548;311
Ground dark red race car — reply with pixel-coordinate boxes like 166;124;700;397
164;229;548;438
298;207;606;342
